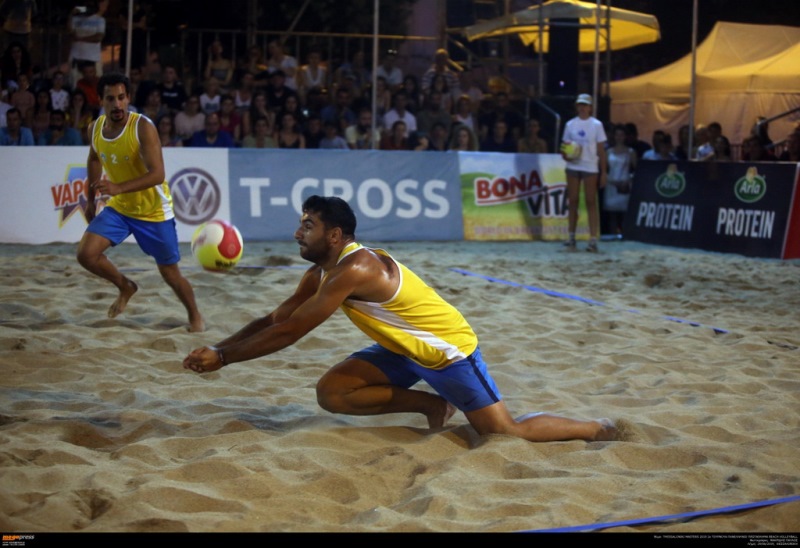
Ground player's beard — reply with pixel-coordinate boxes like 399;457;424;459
109;109;126;122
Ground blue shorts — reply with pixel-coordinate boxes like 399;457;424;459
348;344;502;412
87;207;181;265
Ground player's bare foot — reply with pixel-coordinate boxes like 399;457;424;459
108;279;138;318
188;315;205;333
591;418;618;441
428;400;457;429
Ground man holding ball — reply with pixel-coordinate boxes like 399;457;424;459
183;195;616;444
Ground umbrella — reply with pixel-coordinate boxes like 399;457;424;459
463;0;660;53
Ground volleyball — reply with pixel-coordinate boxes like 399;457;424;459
560;141;582;161
191;219;244;272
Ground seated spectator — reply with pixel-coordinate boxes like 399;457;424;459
478;91;524;142
37;109;82;145
29;88;53;143
320;87;356;135
66;88;94;145
0;107;34;145
375;49;403;93
74;62;101;113
174;94;205;143
218;94;243;144
449;123;479;151
241;90;273;138
517;118;548;153
204;40;235;92
452;94;475;131
241;115;277;149
318;120;348;149
1;41;33;92
778;131;800;162
266;39;299;91
458;69;484;113
416;90;451;137
188;112;235;148
275;111;305;149
296;45;328;106
158;64;188;114
409;131;431;151
265;69;298;113
140;87;168;122
421;48;460;99
428;121;449;151
741;135;775;162
624;122;652;160
429;73;454;115
0;80;11;127
48;70;71;112
333;49;369;98
199;76;222;115
481;119;516;152
693;125;715;161
674;124;691;160
241;43;268;84
303;113;324;149
345;107;380;150
380;120;409;151
382;90;416;138
401;73;422;114
233;71;255;113
277;93;306;133
156;112;183;148
9;71;34;124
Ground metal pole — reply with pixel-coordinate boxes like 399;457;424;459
125;0;133;77
593;0;600;105
371;0;379;149
688;0;698;159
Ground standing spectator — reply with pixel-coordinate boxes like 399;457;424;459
623;122;651;160
303;113;324;149
415;90;451;137
174;94;205;143
66;87;93;144
240;115;276;149
420;48;460;99
318;119;348;149
674;124;691;160
275;110;305;149
188;111;235;148
604;124;636;236
68;0;108;85
480;119;516;153
741;135;774;162
449;123;479;151
158;64;187;114
382;89;417;138
296;45;327;107
561;93;607;253
693;124;715;161
778;131;800;162
380;119;408;150
37;109;82;145
641;130;676;160
204;40;234;93
0;106;33;144
344;107;380;150
156;112;182;148
517;118;548;153
217;93;242;144
712;135;732;161
199;76;222;115
241;90;272;139
267;39;298;91
0;0;36;52
375;48;403;93
48;70;70;112
29;87;51;142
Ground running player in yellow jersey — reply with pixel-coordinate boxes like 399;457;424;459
183;196;615;443
77;72;204;332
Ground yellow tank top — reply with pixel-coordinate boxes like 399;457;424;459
336;243;478;369
92;112;174;221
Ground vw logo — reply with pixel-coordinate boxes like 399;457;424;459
169;168;221;225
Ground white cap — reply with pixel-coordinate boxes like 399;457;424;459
575;93;593;105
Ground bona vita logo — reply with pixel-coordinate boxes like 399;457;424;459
733;167;767;203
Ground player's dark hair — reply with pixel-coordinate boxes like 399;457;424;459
97;72;131;97
302;196;356;237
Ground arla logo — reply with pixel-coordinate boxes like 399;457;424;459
655;164;686;198
734;167;767;203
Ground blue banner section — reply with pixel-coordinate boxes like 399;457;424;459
624;160;798;258
227;149;463;241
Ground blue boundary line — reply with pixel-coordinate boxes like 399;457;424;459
449;268;729;334
520;495;800;533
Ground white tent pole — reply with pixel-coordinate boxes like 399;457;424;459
538;0;544;97
688;0;698;159
593;0;600;105
125;0;133;77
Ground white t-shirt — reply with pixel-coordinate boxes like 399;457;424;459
382;109;417;137
69;14;106;63
562;116;607;173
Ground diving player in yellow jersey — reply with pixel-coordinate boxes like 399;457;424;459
183;196;616;443
77;72;204;332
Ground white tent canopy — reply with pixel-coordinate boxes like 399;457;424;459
610;21;800;148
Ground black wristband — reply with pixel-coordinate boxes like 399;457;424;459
209;345;227;367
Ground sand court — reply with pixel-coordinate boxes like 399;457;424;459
0;240;798;533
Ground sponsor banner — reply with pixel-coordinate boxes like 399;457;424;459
624;160;800;259
782;165;800;259
0;148;230;244
459;152;584;241
227;149;463;241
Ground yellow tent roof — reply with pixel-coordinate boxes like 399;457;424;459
463;0;660;53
